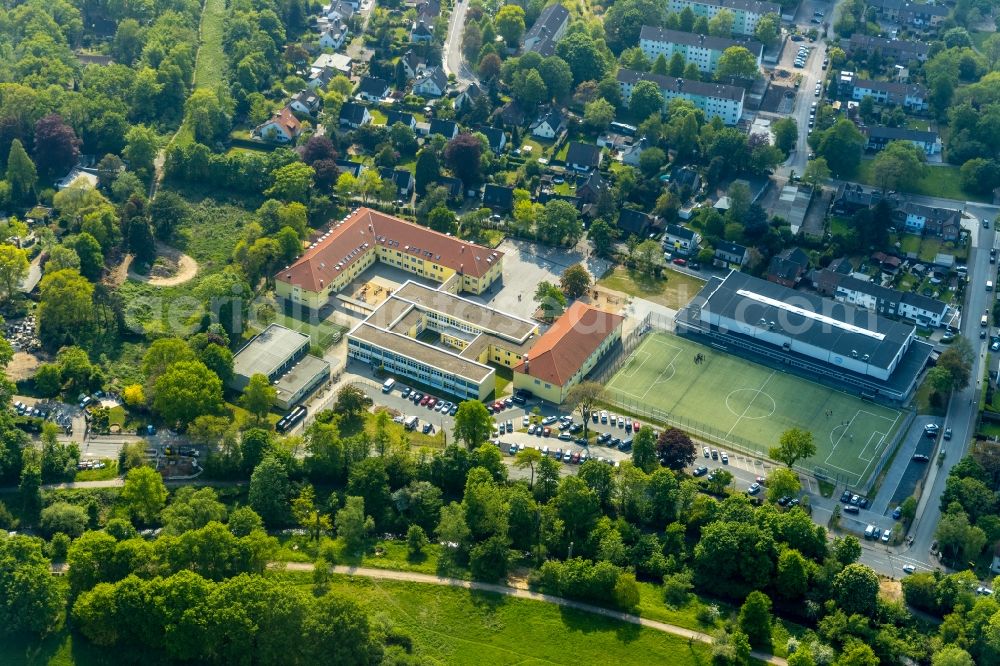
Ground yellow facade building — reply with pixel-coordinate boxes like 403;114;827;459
347;281;539;400
513;302;624;404
275;207;504;310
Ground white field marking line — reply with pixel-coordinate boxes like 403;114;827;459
823;407;900;482
619;350;651;379
609;337;681;401
853;408;903;486
857;431;887;463
609;337;661;388
723;370;775;441
825;410;860;466
639;342;684;400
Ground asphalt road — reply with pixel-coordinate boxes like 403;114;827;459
775;0;838;179
442;0;476;86
906;215;998;568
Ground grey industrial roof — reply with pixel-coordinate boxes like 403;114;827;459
394;281;536;341
639;26;763;56
233;324;310;379
274;354;330;403
617;68;745;102
694;271;914;371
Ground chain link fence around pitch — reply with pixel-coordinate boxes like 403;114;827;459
591;312;912;493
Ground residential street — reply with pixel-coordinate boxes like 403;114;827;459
442;0;476;86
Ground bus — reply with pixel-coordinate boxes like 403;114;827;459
382;378;396;393
276;405;307;433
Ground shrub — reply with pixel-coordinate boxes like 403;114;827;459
39;501;89;538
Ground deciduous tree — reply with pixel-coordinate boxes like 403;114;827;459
656;427;696;471
444;133;484;187
738;590;773;648
767;467;801;503
632;425;659;473
152;360;224;427
560;263;591;299
833;563;879;616
717;46;759;79
249;455;292;526
0;244;29;299
241;373;276;423
453;400;493;450
33;114;81;179
119;466;168;525
770;428;816;468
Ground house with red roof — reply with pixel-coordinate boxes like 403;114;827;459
254;106;302;144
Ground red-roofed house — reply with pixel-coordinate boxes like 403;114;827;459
513;302;624;403
255;106;302;144
275;207;504;310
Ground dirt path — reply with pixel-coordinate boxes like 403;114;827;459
127;241;198;287
278;562;787;665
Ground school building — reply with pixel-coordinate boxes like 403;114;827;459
275;207;504;311
347;281;539;400
513;302;625;404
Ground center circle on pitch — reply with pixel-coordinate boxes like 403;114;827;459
726;389;776;420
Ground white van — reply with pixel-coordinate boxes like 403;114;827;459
382;378;396;393
982;314;989;327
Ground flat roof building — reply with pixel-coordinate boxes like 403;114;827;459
231;324;332;410
347;281;539;401
513;302;625;404
678;271;932;401
275;207;504;310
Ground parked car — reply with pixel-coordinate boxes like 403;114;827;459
892;507;902;520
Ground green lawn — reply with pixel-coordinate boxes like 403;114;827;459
492;363;513;395
267;309;347;351
605;332;904;487
854;160;987;203
74;460;119;482
280;572;718;666
970;30;993;52
120;201;252;333
598;266;706;310
193;0;227;90
174;0;227;145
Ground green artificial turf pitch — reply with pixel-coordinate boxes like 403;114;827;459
605;332;903;486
